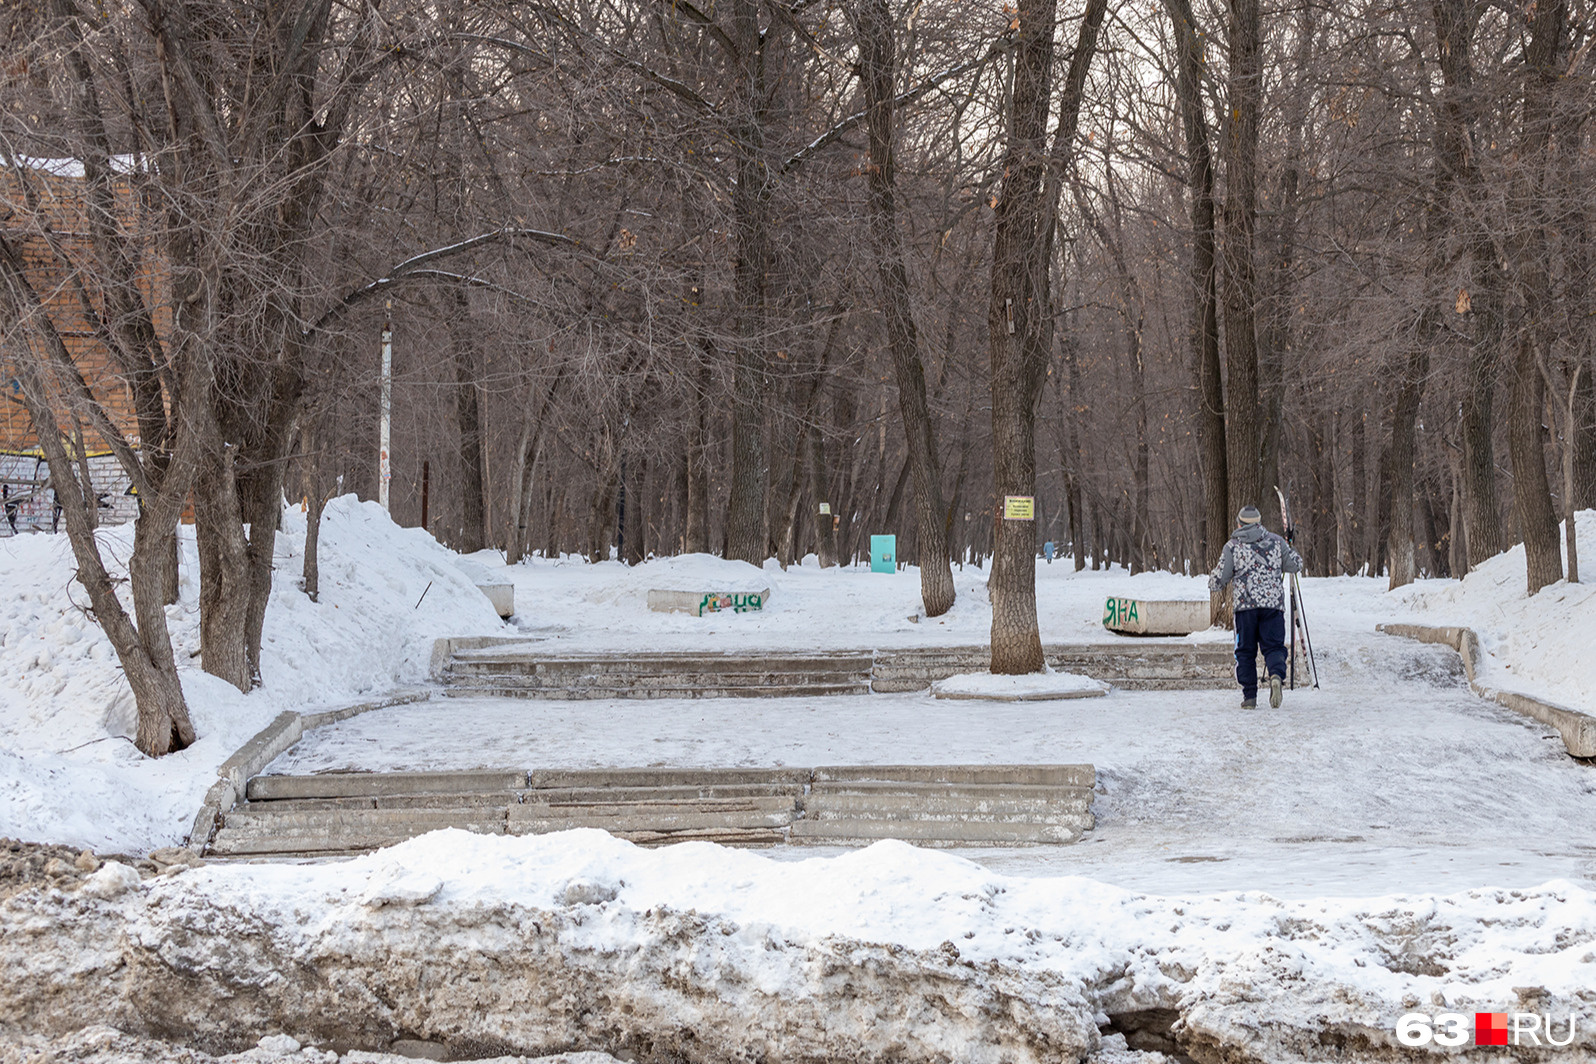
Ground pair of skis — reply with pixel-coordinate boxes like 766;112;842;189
1274;486;1320;690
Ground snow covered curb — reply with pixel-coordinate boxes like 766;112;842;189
5;831;1595;1063
185;689;435;853
1378;623;1596;758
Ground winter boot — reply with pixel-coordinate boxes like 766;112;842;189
1240;697;1257;709
1269;675;1284;709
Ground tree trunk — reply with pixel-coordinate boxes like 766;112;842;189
723;0;773;564
1386;345;1431;589
0;260;197;755
988;0;1058;672
1220;0;1263;524
855;0;955;615
685;349;712;554
1509;339;1564;591
1166;0;1227;602
1506;0;1568;593
1432;0;1502;570
194;443;253;693
806;417;838;567
299;415;326;601
454;303;487;555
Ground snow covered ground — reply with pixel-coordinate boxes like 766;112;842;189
4;502;1596;1061
0;498;505;852
268;639;1594;898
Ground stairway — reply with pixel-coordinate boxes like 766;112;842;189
207;764;1095;858
443;650;875;699
440;643;1234;699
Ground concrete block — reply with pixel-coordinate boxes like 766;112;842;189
646;588;770;616
1102;597;1209;636
477;583;514;618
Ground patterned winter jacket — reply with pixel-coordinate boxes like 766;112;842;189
1208;524;1303;612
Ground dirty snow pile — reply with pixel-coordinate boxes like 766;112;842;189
4;830;1593;1062
1394;509;1596;712
0;497;504;853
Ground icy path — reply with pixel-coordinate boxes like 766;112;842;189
270;636;1596;899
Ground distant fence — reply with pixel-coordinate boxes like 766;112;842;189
0;451;139;535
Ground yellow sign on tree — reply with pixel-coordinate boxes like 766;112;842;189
1003;495;1034;520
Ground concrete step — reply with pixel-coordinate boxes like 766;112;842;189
869;645;1232;692
451;651;874;672
814;764;1095;788
790;816;1091;846
443;683;872;700
444;671;871;690
210;763;1098;857
209;826;503;857
526;782;806;803
247;792;523;812
808;780;1091;802
604;827;787;848
247;771;525;802
803;792;1091;818
521;795;797;818
221;806;508;835
509;807;796;833
526;767;814;789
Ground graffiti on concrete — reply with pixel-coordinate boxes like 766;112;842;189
1102;597;1140;629
699;591;766;616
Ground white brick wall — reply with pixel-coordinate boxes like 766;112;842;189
0;453;140;534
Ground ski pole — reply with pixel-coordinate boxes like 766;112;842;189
1291;571;1320;688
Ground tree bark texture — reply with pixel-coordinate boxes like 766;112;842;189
986;0;1104;671
1507;0;1568;593
1220;0;1263;522
723;0;773;564
855;0;955;616
1165;0;1228;582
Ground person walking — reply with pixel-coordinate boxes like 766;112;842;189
1209;504;1302;708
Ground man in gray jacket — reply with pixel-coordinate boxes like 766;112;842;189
1209;505;1303;708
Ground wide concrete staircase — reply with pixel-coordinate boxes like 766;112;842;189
443;650;874;699
207;764;1095;857
441;643;1232;698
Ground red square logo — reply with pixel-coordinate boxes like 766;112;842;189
1476;1013;1509;1046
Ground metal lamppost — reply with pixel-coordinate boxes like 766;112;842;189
379;301;392;511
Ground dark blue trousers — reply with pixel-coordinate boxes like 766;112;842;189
1234;608;1287;699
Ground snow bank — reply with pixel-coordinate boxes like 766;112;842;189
1397;509;1596;711
0;497;504;853
4;831;1593;1062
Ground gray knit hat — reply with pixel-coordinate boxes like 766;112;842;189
1237;505;1262;525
